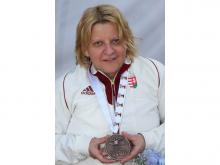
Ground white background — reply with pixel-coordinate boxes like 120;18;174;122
1;0;220;165
55;0;165;79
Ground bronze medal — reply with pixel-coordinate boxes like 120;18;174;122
105;134;131;160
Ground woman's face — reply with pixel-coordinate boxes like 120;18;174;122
86;22;127;79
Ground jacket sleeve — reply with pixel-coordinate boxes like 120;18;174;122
140;60;165;156
55;76;93;164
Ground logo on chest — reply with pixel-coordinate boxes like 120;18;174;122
128;75;137;88
81;86;95;95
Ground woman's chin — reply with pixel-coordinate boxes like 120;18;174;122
103;70;118;78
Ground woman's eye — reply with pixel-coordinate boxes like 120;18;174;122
93;41;103;47
112;39;120;45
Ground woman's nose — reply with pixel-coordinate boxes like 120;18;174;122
104;44;114;55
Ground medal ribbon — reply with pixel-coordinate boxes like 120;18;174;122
88;70;128;134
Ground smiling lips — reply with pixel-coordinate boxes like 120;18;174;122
103;57;117;62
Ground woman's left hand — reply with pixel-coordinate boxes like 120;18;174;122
120;131;146;164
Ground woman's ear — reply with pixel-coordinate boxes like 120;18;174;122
84;51;89;57
81;46;89;57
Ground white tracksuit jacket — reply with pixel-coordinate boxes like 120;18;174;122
55;56;165;165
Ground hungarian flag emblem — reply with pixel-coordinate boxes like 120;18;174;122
128;75;137;88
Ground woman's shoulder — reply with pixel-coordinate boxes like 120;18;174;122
132;56;164;87
55;65;88;90
133;56;164;75
134;56;164;69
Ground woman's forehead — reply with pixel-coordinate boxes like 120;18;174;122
90;23;119;39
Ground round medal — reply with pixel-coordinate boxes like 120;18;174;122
105;134;131;160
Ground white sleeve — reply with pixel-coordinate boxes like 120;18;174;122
141;60;165;156
55;76;93;164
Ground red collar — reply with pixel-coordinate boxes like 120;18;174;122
90;63;130;104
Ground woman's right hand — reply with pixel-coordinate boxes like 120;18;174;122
89;135;116;163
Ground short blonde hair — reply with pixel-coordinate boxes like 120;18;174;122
75;4;137;68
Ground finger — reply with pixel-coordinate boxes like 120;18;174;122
101;150;108;156
100;148;112;160
97;135;110;144
120;146;139;164
121;131;128;137
96;147;116;163
121;131;134;141
95;153;116;163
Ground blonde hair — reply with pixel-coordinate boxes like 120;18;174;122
75;4;137;68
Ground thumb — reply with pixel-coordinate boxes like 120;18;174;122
97;135;110;144
121;131;132;139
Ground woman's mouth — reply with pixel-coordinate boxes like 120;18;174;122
103;57;116;62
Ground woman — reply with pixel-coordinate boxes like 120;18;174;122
56;4;164;165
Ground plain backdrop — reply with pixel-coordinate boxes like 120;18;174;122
55;0;165;79
1;0;220;165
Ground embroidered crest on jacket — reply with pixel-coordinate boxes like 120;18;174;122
128;75;137;88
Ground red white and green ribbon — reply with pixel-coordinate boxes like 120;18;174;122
88;70;128;134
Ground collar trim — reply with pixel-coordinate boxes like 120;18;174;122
90;57;131;76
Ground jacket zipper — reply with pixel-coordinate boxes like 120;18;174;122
111;81;116;110
98;70;117;106
98;71;119;133
110;76;119;134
